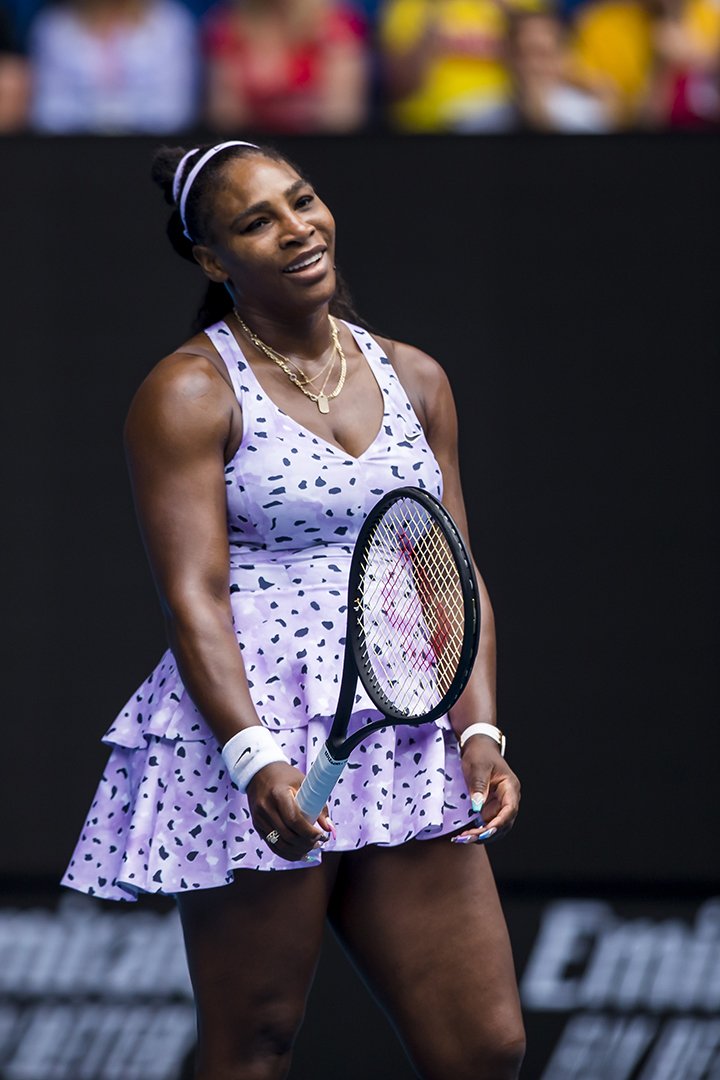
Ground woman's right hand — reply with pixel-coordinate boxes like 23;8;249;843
246;763;333;861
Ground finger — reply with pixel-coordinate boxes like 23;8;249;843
316;808;336;838
479;803;517;834
450;792;519;843
274;839;320;863
260;821;327;861
450;825;497;844
480;776;520;832
254;802;327;853
280;792;331;843
467;764;493;815
271;817;330;849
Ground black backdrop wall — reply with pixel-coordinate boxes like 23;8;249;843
2;134;718;888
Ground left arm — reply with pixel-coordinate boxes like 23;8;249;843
382;338;521;842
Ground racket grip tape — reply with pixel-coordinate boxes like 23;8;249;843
295;745;346;823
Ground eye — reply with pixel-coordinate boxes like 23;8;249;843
244;218;268;233
296;194;314;209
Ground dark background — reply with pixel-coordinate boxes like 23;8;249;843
2;132;718;891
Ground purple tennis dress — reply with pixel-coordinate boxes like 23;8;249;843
62;320;476;901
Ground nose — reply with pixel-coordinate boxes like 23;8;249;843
279;210;315;247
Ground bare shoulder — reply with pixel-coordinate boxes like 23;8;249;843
376;335;448;385
125;333;234;453
374;334;453;427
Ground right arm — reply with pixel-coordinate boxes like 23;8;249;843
125;352;329;858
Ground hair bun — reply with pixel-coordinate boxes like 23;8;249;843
151;145;191;208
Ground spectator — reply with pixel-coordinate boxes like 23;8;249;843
568;0;656;126
0;3;30;129
504;10;613;130
379;0;538;132
568;0;720;127
203;0;368;133
29;0;199;133
646;0;720;127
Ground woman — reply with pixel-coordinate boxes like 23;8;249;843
63;140;524;1079
202;0;367;133
379;0;514;133
29;0;198;133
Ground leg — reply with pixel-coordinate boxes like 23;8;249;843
177;858;340;1080
328;839;525;1080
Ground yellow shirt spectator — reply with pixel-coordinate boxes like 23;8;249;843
381;0;527;131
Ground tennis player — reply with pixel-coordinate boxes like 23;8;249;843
63;140;524;1079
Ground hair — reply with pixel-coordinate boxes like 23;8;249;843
505;8;566;48
151;142;365;335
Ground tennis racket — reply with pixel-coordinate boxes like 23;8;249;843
295;487;480;823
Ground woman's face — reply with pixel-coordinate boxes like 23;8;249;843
195;154;337;316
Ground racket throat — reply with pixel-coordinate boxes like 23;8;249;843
325;643;362;762
326;710;354;764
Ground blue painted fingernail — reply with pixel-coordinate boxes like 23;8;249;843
451;835;476;844
477;827;496;841
471;794;485;813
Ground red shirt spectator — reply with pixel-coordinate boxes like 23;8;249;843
203;0;368;133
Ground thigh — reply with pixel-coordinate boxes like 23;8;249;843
177;858;340;1079
328;839;525;1080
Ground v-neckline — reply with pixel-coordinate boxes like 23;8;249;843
225;319;388;462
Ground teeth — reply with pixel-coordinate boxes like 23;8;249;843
286;252;323;272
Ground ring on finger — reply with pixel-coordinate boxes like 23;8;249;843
265;829;281;845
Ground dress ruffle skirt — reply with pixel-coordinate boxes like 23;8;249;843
62;651;476;901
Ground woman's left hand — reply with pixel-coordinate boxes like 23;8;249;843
453;737;521;844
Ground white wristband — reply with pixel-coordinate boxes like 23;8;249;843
222;726;290;793
459;722;506;757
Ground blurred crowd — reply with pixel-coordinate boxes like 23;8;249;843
0;0;718;134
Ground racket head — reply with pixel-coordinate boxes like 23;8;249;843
347;487;480;726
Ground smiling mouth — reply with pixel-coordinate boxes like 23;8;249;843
283;250;326;273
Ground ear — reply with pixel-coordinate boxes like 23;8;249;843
192;244;229;283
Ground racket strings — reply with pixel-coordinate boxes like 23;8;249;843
356;498;468;716
360;521;462;708
386;513;465;681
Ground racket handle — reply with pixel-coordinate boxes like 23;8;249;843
296;745;346;823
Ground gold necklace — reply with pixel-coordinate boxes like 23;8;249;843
234;311;347;414
239;324;336;389
290;343;336;390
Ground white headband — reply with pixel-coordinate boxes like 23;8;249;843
174;140;259;241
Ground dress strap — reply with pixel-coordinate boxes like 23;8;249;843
342;321;393;382
204;320;250;403
342;320;419;423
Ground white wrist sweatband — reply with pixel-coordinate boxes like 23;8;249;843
459;722;506;757
222;726;290;793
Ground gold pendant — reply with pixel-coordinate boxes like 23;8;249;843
317;393;330;414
